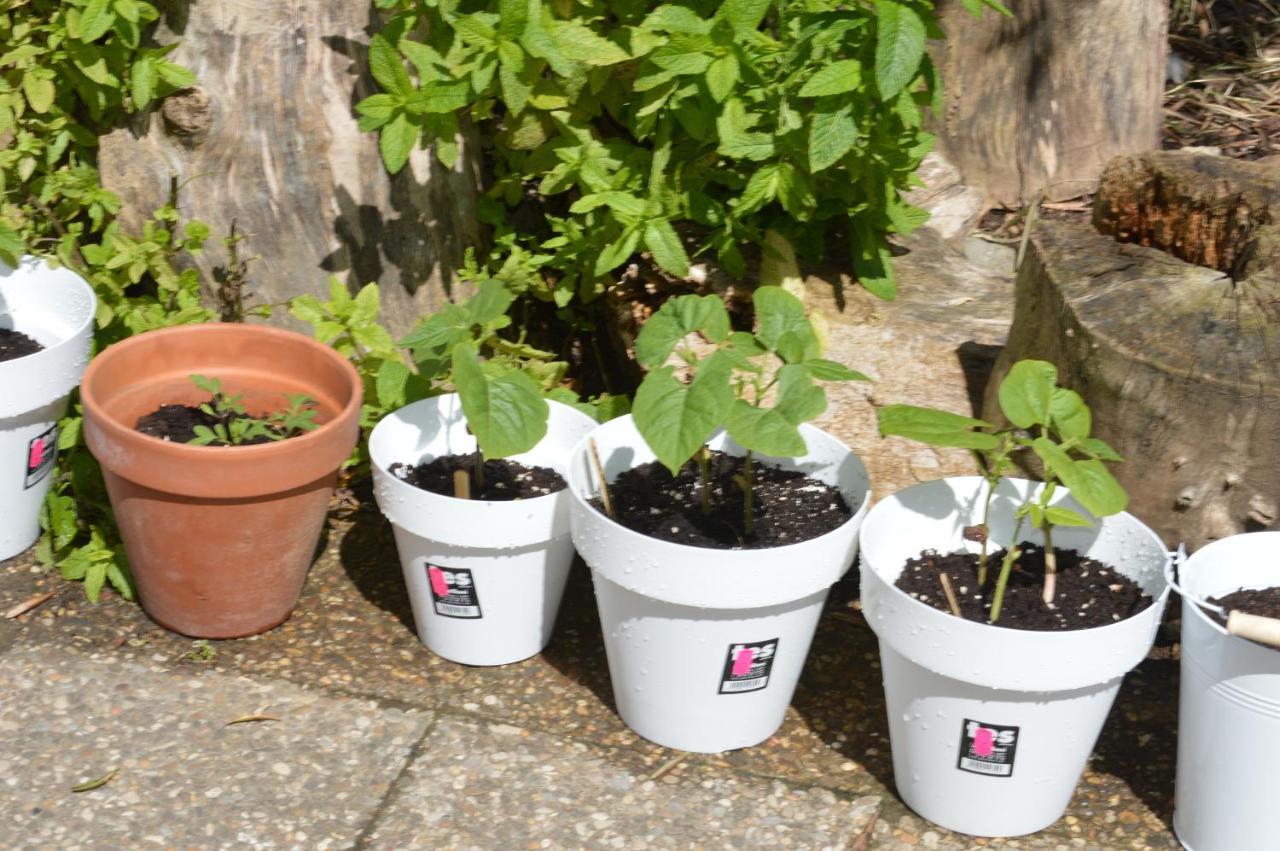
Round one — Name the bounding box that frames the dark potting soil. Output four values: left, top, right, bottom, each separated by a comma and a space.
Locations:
0, 328, 43, 363
591, 450, 853, 549
135, 404, 297, 446
895, 546, 1153, 631
1207, 587, 1280, 636
390, 452, 566, 501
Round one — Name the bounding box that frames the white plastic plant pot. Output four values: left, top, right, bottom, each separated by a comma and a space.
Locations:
0, 258, 96, 562
859, 476, 1170, 838
1172, 532, 1280, 851
370, 394, 597, 666
567, 414, 872, 754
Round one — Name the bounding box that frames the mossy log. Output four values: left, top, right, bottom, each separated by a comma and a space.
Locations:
98, 1, 481, 333
984, 153, 1280, 549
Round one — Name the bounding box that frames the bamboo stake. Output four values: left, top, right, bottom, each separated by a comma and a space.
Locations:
938, 572, 962, 618
452, 469, 471, 500
588, 439, 615, 518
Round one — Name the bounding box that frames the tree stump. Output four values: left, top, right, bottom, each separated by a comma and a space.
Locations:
936, 0, 1167, 205
984, 152, 1280, 549
98, 2, 481, 334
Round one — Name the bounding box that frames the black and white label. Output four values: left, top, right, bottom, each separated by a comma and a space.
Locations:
24, 425, 57, 490
427, 565, 482, 619
718, 639, 779, 694
957, 718, 1019, 777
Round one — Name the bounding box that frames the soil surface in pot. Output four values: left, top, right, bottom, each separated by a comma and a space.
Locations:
592, 450, 852, 549
1207, 588, 1280, 646
135, 404, 307, 446
0, 328, 43, 362
391, 453, 565, 500
895, 545, 1153, 631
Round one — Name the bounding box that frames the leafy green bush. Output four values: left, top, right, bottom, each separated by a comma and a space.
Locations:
361, 0, 1003, 306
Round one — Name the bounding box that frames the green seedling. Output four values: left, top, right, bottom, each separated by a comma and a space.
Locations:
630, 286, 868, 536
187, 375, 319, 446
877, 360, 1127, 621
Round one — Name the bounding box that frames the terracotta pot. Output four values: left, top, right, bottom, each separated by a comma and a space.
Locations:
81, 324, 361, 638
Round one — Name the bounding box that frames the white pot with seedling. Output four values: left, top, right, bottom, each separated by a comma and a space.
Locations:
860, 361, 1171, 837
0, 258, 96, 561
568, 288, 872, 753
371, 281, 597, 666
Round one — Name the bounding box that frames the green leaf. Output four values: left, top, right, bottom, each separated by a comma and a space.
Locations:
851, 225, 896, 300
378, 112, 418, 175
156, 62, 196, 89
594, 227, 641, 276
405, 81, 472, 114
1044, 506, 1093, 527
22, 73, 54, 114
369, 34, 413, 95
499, 0, 531, 40
1048, 387, 1090, 439
452, 343, 549, 459
877, 404, 1000, 450
632, 351, 734, 475
79, 0, 117, 42
874, 1, 927, 99
808, 105, 857, 172
643, 219, 689, 277
551, 21, 629, 66
716, 0, 772, 33
131, 57, 156, 107
998, 360, 1057, 429
716, 99, 775, 161
641, 6, 713, 35
375, 359, 412, 409
753, 286, 817, 363
804, 359, 870, 382
799, 60, 863, 97
85, 560, 107, 604
1079, 437, 1123, 462
466, 278, 516, 325
705, 54, 739, 103
634, 293, 730, 368
649, 36, 715, 75
725, 366, 826, 456
735, 164, 780, 215
0, 220, 25, 267
1032, 437, 1128, 517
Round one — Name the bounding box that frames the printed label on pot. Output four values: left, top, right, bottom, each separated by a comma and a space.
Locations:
718, 639, 778, 694
24, 425, 57, 490
957, 719, 1019, 777
426, 565, 482, 619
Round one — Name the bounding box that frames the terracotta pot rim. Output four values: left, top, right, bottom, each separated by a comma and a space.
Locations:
80, 323, 363, 461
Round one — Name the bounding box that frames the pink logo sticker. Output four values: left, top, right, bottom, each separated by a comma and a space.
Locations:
731, 647, 755, 677
28, 438, 45, 470
427, 566, 449, 597
973, 726, 995, 757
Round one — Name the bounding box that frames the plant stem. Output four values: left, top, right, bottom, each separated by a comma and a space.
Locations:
977, 481, 995, 587
697, 446, 711, 515
473, 451, 486, 493
1042, 523, 1057, 605
987, 515, 1026, 623
742, 451, 755, 537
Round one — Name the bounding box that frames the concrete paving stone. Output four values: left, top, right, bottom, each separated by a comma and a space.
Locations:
362, 715, 880, 850
0, 644, 430, 850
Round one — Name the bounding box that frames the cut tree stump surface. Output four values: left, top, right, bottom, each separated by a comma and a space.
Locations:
987, 152, 1280, 549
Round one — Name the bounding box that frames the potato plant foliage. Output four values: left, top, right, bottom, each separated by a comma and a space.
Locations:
362, 0, 1005, 306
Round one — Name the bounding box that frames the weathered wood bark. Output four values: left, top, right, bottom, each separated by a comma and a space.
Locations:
984, 154, 1280, 549
936, 0, 1167, 206
99, 1, 481, 334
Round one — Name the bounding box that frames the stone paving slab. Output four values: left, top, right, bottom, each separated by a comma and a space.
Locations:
362, 715, 880, 850
0, 644, 431, 850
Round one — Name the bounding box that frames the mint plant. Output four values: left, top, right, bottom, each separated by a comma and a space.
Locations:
359, 0, 1009, 326
631, 286, 867, 535
186, 375, 319, 446
877, 360, 1128, 621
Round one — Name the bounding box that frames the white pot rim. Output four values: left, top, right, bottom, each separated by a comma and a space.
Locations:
567, 414, 872, 609
1176, 531, 1280, 641
860, 475, 1172, 692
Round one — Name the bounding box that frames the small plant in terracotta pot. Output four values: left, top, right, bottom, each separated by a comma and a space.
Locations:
80, 323, 362, 639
